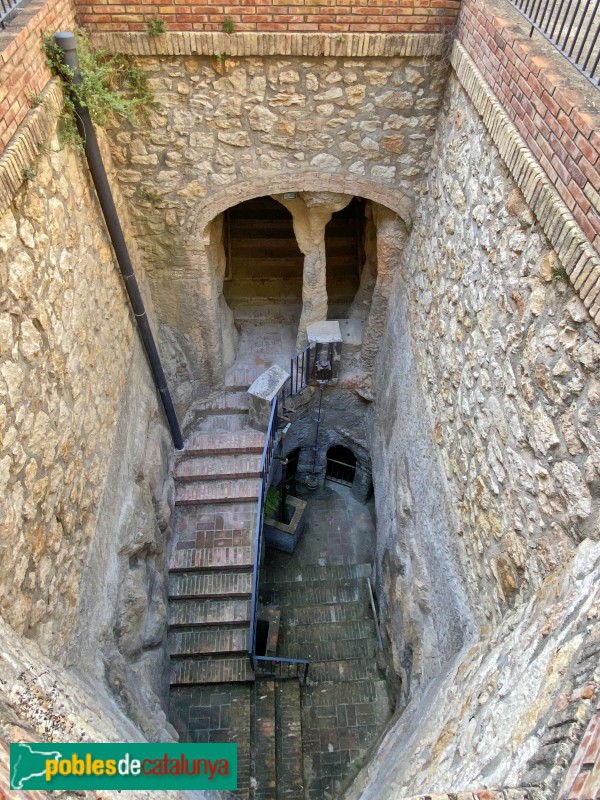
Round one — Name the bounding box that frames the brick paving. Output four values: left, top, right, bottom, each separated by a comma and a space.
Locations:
170, 684, 252, 797
176, 454, 262, 482
251, 681, 277, 800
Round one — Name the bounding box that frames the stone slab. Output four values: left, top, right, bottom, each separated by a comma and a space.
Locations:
307, 320, 343, 345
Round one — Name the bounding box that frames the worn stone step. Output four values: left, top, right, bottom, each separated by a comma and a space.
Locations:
264, 564, 371, 585
196, 391, 250, 415
190, 413, 254, 434
176, 454, 263, 483
170, 543, 254, 573
279, 620, 375, 648
169, 598, 251, 627
251, 681, 277, 800
176, 478, 261, 506
281, 636, 377, 662
168, 570, 253, 599
169, 625, 249, 657
170, 655, 254, 685
184, 431, 265, 457
276, 681, 304, 800
263, 581, 367, 608
306, 658, 379, 683
281, 601, 371, 627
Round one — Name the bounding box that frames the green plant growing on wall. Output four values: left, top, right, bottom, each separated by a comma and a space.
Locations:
222, 16, 236, 34
145, 14, 167, 36
21, 167, 36, 181
42, 30, 155, 149
141, 187, 162, 204
28, 93, 45, 108
552, 263, 569, 283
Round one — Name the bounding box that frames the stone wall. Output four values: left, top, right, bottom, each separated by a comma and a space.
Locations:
0, 105, 175, 736
99, 44, 446, 416
364, 67, 600, 794
344, 539, 600, 799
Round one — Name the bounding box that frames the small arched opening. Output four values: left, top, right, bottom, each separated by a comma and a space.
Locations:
325, 445, 357, 486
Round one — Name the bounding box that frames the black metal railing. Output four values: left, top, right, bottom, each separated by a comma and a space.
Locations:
325, 457, 356, 486
254, 655, 310, 684
508, 0, 600, 84
0, 0, 25, 28
247, 385, 310, 684
289, 341, 338, 397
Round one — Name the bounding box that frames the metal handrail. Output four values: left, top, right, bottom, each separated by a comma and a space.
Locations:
247, 383, 311, 685
507, 0, 600, 84
0, 0, 26, 28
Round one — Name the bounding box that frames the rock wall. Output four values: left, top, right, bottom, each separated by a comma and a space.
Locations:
344, 539, 600, 799
0, 617, 228, 800
0, 123, 175, 735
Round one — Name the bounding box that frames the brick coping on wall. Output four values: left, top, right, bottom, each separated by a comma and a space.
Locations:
88, 30, 447, 59
451, 41, 600, 330
457, 0, 600, 255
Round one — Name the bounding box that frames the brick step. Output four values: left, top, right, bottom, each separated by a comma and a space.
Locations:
176, 478, 261, 506
276, 681, 305, 800
280, 601, 371, 627
263, 582, 367, 608
190, 413, 255, 434
170, 542, 254, 573
168, 570, 253, 599
196, 391, 250, 415
281, 636, 377, 662
170, 655, 255, 685
169, 625, 249, 657
306, 658, 379, 683
279, 620, 375, 648
250, 681, 277, 800
301, 681, 389, 800
176, 454, 263, 483
184, 431, 265, 457
169, 598, 251, 628
264, 564, 371, 585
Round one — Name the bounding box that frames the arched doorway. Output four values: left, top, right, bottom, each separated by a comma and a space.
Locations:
326, 445, 357, 486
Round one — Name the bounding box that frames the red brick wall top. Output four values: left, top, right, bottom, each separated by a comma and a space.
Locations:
0, 0, 75, 155
457, 0, 600, 254
73, 0, 461, 35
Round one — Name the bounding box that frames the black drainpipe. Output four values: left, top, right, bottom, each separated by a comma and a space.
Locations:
54, 31, 184, 451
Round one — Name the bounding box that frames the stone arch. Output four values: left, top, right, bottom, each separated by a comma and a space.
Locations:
190, 172, 414, 245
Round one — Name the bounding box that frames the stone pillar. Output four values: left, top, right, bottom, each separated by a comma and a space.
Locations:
273, 192, 352, 348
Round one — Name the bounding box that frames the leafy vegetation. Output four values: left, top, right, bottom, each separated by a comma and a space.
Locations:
222, 16, 236, 33
42, 31, 155, 148
265, 488, 281, 519
145, 14, 167, 36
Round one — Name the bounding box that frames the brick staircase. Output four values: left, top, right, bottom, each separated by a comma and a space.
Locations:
260, 563, 390, 800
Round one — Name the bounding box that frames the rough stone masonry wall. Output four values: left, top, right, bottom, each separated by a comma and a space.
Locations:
0, 101, 176, 739
370, 70, 600, 704
95, 41, 446, 417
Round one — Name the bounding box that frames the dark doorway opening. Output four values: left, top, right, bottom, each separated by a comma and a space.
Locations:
325, 197, 365, 319
326, 445, 357, 486
223, 196, 303, 320
255, 619, 270, 656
